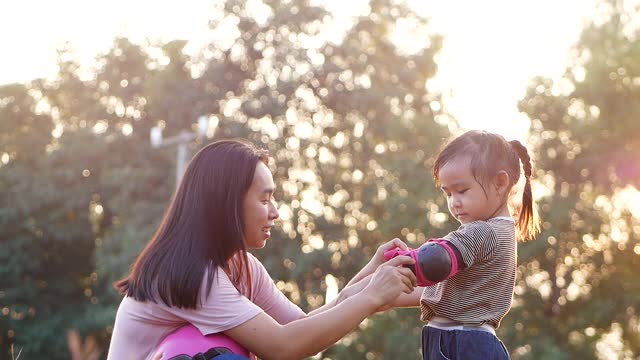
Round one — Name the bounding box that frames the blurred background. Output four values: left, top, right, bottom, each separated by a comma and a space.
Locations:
1, 0, 639, 358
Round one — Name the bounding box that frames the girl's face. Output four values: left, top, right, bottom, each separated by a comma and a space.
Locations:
242, 162, 279, 249
437, 156, 509, 224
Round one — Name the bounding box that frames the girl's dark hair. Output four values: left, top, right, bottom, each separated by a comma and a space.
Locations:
115, 139, 269, 308
432, 130, 540, 241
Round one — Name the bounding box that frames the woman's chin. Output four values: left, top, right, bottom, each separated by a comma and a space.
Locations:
246, 238, 269, 249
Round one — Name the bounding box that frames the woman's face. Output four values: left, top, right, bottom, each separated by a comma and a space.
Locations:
242, 162, 279, 249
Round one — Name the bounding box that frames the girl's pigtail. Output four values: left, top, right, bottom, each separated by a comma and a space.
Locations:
509, 140, 540, 241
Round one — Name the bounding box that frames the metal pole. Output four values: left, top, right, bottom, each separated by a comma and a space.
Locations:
176, 132, 189, 188
150, 120, 210, 190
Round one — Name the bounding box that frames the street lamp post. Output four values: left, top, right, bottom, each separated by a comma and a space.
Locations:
150, 116, 209, 189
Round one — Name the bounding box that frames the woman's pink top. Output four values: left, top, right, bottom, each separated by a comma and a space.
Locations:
107, 253, 305, 360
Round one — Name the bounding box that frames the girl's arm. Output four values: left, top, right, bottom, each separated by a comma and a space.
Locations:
382, 286, 422, 310
225, 256, 416, 360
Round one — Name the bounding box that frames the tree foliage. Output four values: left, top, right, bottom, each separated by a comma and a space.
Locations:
1, 0, 639, 359
505, 1, 640, 358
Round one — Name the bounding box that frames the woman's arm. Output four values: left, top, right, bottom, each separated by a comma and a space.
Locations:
304, 238, 411, 317
338, 275, 422, 312
305, 294, 339, 317
306, 276, 367, 317
307, 238, 411, 317
225, 256, 416, 360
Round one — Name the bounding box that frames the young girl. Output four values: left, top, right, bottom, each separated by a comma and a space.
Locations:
106, 139, 416, 360
349, 130, 540, 359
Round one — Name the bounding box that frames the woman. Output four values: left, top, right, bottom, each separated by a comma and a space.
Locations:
107, 139, 416, 360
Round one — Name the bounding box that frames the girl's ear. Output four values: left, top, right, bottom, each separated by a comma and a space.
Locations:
495, 170, 510, 195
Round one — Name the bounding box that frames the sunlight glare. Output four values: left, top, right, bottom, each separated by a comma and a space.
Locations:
121, 123, 133, 136
324, 274, 339, 303
596, 323, 628, 359
2, 0, 601, 142
414, 0, 597, 141
618, 186, 640, 219
52, 124, 64, 138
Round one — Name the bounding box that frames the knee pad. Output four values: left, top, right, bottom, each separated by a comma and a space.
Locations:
154, 324, 250, 359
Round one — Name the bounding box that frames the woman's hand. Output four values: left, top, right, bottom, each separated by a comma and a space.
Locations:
361, 255, 417, 309
371, 238, 410, 269
347, 238, 410, 287
336, 275, 371, 305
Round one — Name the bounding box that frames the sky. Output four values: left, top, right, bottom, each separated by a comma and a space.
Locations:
1, 0, 598, 142
413, 0, 597, 141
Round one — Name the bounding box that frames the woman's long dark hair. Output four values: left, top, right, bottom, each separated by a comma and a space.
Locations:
433, 130, 540, 241
115, 139, 269, 308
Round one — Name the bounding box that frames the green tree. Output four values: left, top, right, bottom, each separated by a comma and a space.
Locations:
505, 1, 640, 358
2, 0, 637, 358
0, 38, 178, 357
0, 80, 104, 355
74, 0, 449, 357
192, 0, 449, 358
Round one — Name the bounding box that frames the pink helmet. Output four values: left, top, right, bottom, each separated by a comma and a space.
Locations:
154, 324, 250, 359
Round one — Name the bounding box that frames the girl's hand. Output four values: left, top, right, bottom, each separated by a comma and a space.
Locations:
361, 255, 417, 308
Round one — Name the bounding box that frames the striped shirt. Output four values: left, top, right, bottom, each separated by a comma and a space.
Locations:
420, 217, 516, 328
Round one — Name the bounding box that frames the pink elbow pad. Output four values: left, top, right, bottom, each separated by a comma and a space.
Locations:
428, 239, 461, 279
383, 247, 429, 286
384, 239, 462, 286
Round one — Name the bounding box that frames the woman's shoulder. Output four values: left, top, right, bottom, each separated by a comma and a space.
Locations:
246, 251, 259, 263
117, 294, 169, 318
246, 252, 274, 284
246, 252, 269, 272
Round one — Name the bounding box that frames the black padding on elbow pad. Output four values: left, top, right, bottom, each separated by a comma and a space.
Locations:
417, 243, 452, 283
